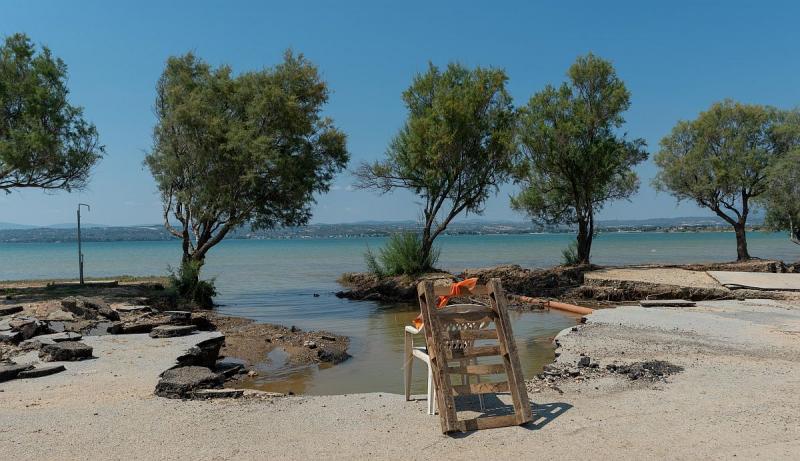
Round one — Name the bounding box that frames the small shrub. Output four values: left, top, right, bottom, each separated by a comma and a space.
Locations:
561, 241, 580, 266
364, 232, 440, 277
168, 260, 217, 309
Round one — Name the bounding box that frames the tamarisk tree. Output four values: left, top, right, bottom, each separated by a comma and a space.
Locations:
655, 101, 800, 260
146, 51, 348, 272
513, 54, 647, 265
355, 62, 517, 267
1, 33, 102, 194
762, 150, 800, 246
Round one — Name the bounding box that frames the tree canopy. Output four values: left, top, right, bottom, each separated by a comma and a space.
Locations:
654, 100, 800, 260
762, 149, 800, 245
0, 33, 103, 194
354, 62, 517, 266
146, 51, 348, 266
512, 53, 647, 265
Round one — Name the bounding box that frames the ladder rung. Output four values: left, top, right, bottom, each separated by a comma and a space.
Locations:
457, 414, 519, 431
446, 329, 497, 340
447, 363, 506, 376
447, 345, 502, 360
437, 312, 494, 323
451, 381, 509, 395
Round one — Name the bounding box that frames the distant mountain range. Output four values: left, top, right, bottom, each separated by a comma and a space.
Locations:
0, 216, 768, 244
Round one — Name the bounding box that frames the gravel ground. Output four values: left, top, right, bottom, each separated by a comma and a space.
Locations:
2, 299, 799, 460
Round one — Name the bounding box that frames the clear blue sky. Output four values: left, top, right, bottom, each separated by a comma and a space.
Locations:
2, 0, 798, 226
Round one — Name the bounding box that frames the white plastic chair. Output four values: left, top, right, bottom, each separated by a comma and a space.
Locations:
404, 306, 487, 415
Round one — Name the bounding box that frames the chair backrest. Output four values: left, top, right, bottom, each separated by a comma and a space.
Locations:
417, 278, 533, 433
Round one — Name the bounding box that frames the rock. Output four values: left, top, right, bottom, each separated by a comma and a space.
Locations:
39, 341, 93, 362
46, 310, 76, 321
61, 297, 120, 321
215, 362, 244, 378
0, 319, 11, 331
164, 311, 192, 324
19, 337, 55, 350
578, 356, 591, 368
191, 388, 244, 399
303, 340, 317, 349
316, 347, 351, 364
320, 334, 336, 342
0, 305, 23, 316
154, 366, 224, 399
107, 318, 170, 334
9, 317, 47, 340
247, 370, 258, 377
84, 298, 120, 321
16, 364, 66, 379
290, 325, 298, 333
149, 325, 196, 338
115, 305, 149, 313
61, 297, 97, 320
19, 332, 82, 350
175, 333, 224, 368
190, 314, 216, 331
0, 362, 33, 382
0, 330, 21, 344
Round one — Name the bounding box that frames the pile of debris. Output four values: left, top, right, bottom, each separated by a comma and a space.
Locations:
527, 354, 684, 394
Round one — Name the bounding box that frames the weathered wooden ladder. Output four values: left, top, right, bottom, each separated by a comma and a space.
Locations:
417, 278, 533, 433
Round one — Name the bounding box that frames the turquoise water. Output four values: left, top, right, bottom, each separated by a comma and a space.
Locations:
2, 232, 798, 394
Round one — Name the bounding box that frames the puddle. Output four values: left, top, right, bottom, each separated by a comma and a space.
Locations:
232, 307, 580, 396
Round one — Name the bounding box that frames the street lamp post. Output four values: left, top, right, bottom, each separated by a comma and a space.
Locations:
77, 203, 90, 284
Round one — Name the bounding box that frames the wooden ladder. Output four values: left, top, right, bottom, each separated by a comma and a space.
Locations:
417, 278, 533, 433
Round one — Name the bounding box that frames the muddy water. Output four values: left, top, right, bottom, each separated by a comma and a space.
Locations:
236, 304, 580, 396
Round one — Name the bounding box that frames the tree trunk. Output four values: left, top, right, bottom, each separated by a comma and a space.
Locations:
576, 218, 592, 265
420, 231, 433, 270
734, 224, 750, 261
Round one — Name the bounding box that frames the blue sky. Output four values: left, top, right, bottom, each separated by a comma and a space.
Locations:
2, 0, 798, 226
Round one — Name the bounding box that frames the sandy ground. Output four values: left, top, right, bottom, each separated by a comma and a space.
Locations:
584, 267, 723, 288
2, 299, 800, 460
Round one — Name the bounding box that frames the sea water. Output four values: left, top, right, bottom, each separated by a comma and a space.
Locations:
1, 232, 797, 394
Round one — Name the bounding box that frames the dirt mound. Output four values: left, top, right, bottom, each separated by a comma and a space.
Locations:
681, 259, 788, 273
335, 272, 455, 302
607, 360, 684, 381
459, 264, 596, 298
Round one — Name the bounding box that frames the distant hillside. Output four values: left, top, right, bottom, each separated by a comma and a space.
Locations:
0, 216, 770, 244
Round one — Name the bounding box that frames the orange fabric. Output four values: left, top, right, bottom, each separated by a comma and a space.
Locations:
412, 278, 479, 329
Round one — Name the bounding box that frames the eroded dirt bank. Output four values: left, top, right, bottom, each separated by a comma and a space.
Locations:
337, 259, 800, 306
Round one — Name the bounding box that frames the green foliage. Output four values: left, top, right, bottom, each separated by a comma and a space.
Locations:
761, 150, 800, 245
561, 241, 580, 266
0, 33, 103, 193
654, 100, 800, 259
145, 50, 348, 266
168, 260, 217, 309
364, 232, 440, 277
513, 54, 647, 264
355, 62, 517, 263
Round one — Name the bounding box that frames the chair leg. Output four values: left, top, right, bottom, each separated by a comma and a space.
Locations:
404, 333, 412, 401
427, 363, 435, 415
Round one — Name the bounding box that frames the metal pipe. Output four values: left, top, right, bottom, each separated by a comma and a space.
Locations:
77, 203, 90, 284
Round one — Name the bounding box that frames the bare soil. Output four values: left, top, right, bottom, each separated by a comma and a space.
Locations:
203, 313, 350, 369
